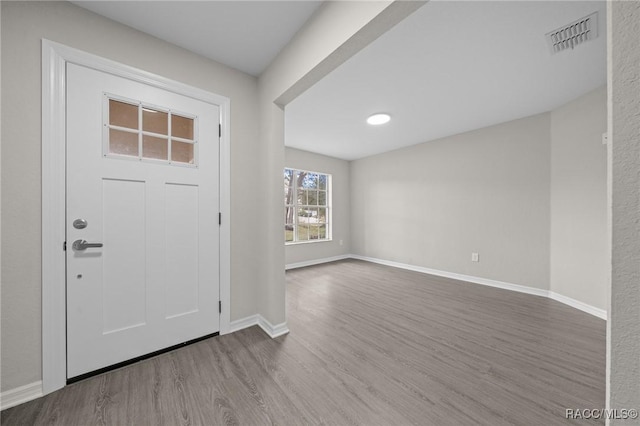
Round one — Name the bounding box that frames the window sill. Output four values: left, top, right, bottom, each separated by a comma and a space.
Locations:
285, 238, 333, 246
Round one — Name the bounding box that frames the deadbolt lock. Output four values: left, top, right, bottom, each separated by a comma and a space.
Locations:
73, 219, 88, 229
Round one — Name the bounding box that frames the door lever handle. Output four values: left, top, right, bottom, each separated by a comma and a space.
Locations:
72, 239, 103, 251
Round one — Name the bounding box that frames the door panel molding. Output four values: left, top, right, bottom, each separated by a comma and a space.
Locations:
41, 39, 231, 395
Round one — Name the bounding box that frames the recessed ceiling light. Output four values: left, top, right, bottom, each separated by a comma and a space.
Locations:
367, 113, 391, 125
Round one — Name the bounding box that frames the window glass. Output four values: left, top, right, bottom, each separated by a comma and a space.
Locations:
172, 114, 194, 139
172, 141, 195, 164
109, 100, 138, 129
142, 135, 168, 160
142, 108, 168, 135
109, 129, 138, 156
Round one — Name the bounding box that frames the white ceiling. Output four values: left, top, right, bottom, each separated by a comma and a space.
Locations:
285, 1, 607, 161
72, 1, 322, 76
73, 1, 606, 161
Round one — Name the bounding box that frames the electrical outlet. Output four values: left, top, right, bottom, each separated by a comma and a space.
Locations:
339, 239, 344, 246
471, 252, 479, 262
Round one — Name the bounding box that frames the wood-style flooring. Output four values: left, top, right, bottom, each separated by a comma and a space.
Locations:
1, 259, 606, 425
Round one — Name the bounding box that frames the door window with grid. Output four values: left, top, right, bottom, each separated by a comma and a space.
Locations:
284, 168, 331, 243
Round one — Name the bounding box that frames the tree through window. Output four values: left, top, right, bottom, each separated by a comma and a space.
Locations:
284, 168, 331, 243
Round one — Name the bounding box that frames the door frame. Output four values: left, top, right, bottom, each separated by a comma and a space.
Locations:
41, 39, 231, 395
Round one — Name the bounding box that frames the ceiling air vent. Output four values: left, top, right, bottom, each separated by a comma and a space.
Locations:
546, 12, 598, 54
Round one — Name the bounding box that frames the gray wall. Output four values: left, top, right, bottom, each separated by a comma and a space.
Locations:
550, 86, 607, 310
285, 147, 350, 265
350, 90, 609, 302
1, 1, 260, 392
351, 113, 552, 290
608, 1, 640, 419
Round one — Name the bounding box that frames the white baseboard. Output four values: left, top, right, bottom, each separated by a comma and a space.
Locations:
548, 291, 607, 320
226, 314, 260, 334
285, 254, 351, 270
257, 316, 290, 338
350, 254, 549, 297
227, 314, 290, 338
1, 381, 43, 411
349, 254, 606, 319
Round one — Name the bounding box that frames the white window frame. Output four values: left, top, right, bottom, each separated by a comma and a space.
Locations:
284, 168, 332, 245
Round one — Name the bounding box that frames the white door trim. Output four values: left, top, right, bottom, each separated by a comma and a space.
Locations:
41, 39, 231, 395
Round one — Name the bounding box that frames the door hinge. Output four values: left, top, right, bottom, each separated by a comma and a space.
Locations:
219, 124, 221, 138
63, 241, 67, 251
219, 300, 222, 313
219, 212, 222, 225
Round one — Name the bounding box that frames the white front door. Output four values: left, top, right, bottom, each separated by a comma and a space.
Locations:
66, 63, 220, 379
